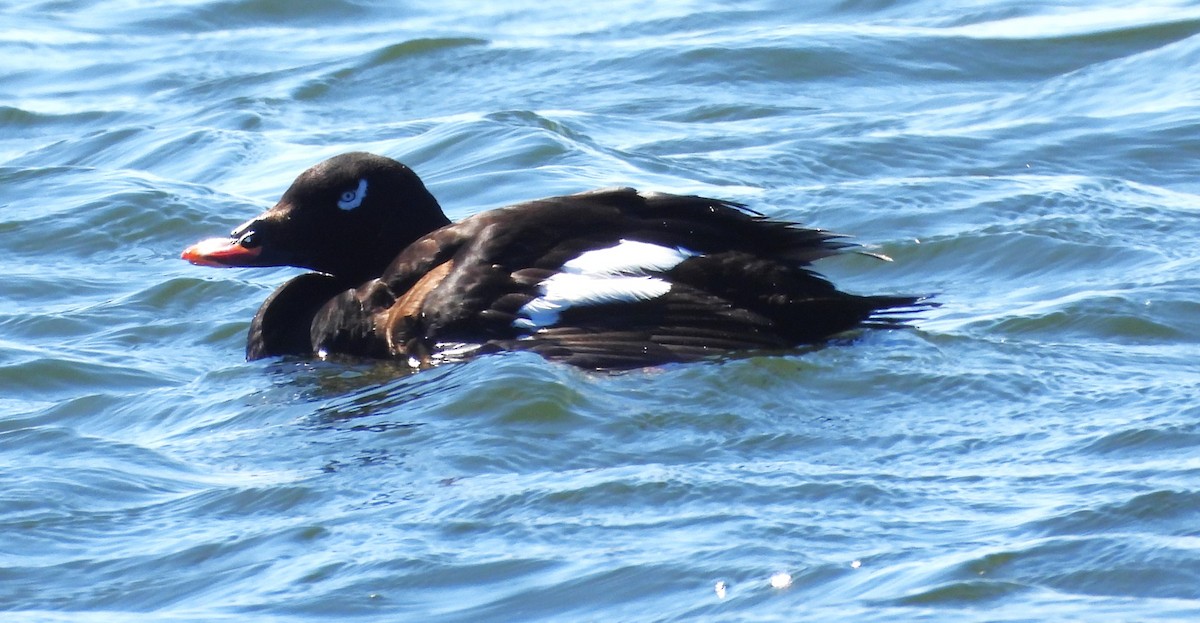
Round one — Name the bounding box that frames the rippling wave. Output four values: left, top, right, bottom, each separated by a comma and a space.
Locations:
2, 1, 1199, 621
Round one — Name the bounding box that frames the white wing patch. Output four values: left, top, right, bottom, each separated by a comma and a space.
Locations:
337, 178, 368, 211
513, 239, 699, 330
514, 273, 672, 330
562, 239, 697, 275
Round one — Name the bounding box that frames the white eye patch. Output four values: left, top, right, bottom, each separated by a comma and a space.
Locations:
337, 178, 368, 211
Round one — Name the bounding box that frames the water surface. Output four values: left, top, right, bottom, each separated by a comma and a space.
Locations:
2, 1, 1199, 621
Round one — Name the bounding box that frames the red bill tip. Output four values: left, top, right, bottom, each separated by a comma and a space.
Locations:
181, 237, 262, 267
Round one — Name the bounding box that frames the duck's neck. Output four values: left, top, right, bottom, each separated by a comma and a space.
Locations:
340, 199, 453, 285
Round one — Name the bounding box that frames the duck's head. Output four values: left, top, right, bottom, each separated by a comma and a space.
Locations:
182, 152, 450, 282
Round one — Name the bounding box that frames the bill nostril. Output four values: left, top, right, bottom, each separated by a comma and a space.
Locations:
238, 231, 261, 248
229, 215, 261, 241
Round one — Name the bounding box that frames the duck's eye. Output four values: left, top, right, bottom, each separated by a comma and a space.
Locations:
337, 178, 369, 211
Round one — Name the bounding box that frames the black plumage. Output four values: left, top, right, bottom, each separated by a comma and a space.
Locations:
183, 152, 930, 369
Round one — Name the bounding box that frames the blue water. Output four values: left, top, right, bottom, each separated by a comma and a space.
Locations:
3, 2, 1200, 621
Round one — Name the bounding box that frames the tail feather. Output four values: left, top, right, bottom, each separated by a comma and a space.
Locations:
859, 295, 939, 329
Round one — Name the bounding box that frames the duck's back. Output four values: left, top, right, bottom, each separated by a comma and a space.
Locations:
305, 188, 923, 369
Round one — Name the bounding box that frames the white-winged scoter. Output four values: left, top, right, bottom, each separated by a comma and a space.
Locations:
182, 152, 930, 369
